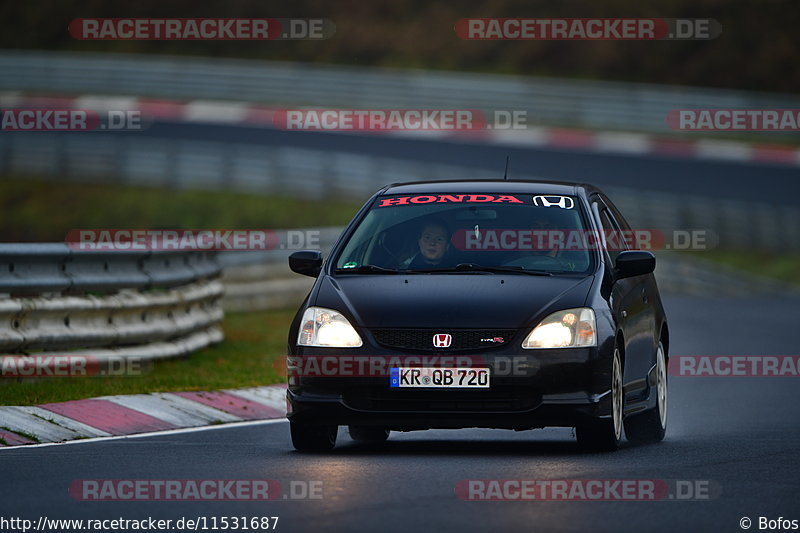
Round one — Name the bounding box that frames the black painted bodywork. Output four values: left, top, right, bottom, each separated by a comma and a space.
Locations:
286, 180, 668, 431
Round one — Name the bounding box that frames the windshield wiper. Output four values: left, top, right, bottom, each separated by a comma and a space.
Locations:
411, 263, 553, 276
335, 264, 400, 274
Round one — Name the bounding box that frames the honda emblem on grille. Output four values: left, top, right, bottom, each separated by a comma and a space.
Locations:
433, 333, 452, 348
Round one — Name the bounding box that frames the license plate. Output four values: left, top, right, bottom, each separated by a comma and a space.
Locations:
390, 367, 490, 388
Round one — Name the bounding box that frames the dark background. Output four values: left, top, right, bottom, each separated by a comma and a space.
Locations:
2, 0, 798, 91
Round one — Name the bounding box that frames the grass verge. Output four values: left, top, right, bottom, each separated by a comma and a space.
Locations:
692, 250, 800, 286
0, 177, 360, 241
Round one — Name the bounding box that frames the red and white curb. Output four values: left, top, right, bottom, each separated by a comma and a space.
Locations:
0, 384, 287, 447
2, 92, 799, 167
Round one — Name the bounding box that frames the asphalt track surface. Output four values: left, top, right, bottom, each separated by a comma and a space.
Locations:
2, 293, 799, 533
124, 122, 800, 206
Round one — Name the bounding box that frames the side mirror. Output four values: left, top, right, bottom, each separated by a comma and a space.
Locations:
289, 250, 323, 278
614, 250, 655, 279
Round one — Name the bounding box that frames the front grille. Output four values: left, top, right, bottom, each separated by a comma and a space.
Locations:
370, 329, 517, 352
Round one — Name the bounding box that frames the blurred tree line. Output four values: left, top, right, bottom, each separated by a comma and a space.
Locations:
1, 0, 797, 92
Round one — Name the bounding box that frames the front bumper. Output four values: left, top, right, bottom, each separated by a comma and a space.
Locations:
286, 347, 615, 431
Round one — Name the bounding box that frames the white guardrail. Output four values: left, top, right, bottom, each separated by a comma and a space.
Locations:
0, 246, 223, 360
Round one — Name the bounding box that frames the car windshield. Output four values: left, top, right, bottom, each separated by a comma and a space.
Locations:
334, 193, 595, 275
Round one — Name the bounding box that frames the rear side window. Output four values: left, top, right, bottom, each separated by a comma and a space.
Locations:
593, 201, 626, 264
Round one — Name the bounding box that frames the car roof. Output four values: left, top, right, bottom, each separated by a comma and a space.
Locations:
381, 179, 595, 196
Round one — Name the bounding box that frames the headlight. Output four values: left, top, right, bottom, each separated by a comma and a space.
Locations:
522, 308, 596, 349
297, 307, 363, 348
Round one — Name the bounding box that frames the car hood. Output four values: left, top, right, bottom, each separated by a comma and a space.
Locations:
313, 274, 594, 329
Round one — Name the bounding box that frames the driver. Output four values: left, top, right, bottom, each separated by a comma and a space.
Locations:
404, 221, 451, 269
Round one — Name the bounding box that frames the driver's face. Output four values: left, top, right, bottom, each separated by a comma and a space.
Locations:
418, 225, 448, 263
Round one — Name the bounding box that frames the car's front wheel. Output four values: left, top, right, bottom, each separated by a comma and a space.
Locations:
290, 421, 337, 452
577, 346, 623, 452
624, 341, 667, 444
348, 426, 390, 443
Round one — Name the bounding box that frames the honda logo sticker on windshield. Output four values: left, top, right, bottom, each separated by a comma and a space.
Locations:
532, 195, 575, 209
433, 333, 453, 348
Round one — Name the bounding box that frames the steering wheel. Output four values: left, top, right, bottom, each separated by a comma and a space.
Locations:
375, 232, 405, 268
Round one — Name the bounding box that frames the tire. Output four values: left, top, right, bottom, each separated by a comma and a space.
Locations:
624, 341, 668, 444
577, 346, 624, 452
348, 426, 390, 443
290, 421, 337, 452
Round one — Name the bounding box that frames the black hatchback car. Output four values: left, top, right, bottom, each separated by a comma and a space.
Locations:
286, 180, 668, 452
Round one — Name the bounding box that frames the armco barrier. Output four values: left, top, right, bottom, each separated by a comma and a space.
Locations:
2, 50, 799, 134
0, 246, 223, 360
